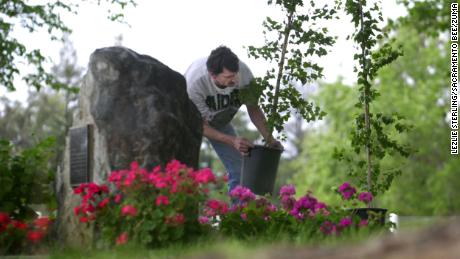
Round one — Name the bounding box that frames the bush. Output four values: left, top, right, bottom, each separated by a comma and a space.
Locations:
74, 160, 222, 248
0, 138, 55, 221
0, 212, 53, 255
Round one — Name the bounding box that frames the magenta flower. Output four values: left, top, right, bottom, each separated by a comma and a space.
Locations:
314, 202, 327, 210
198, 216, 209, 224
116, 232, 128, 245
338, 182, 356, 200
358, 192, 373, 204
289, 193, 319, 220
155, 195, 170, 206
207, 199, 221, 210
339, 217, 352, 228
359, 219, 368, 227
230, 186, 256, 202
121, 205, 137, 217
98, 198, 110, 209
194, 168, 216, 184
320, 220, 337, 235
338, 182, 352, 192
114, 194, 122, 203
279, 184, 296, 197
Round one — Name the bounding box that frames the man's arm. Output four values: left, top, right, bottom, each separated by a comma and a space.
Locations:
246, 104, 284, 149
203, 120, 254, 155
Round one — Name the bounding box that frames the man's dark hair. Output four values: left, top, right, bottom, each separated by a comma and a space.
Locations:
206, 46, 239, 75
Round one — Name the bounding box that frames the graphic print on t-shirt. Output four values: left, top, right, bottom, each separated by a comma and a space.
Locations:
205, 89, 241, 111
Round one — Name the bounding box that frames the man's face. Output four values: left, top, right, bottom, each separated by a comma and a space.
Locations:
210, 68, 239, 89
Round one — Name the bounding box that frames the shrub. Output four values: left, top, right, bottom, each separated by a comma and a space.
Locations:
74, 160, 222, 248
0, 211, 53, 255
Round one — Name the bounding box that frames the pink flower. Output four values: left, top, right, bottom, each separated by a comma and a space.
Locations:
130, 161, 139, 171
165, 160, 186, 174
175, 213, 185, 224
241, 213, 247, 221
87, 183, 100, 195
27, 230, 45, 243
359, 219, 368, 227
121, 205, 137, 217
124, 171, 136, 187
194, 168, 216, 184
198, 216, 209, 224
280, 184, 296, 197
358, 192, 373, 204
315, 202, 327, 210
320, 221, 337, 235
281, 196, 296, 211
230, 186, 256, 202
156, 195, 170, 206
155, 179, 168, 189
11, 220, 27, 230
83, 203, 95, 213
99, 185, 109, 193
290, 193, 319, 220
108, 171, 122, 183
205, 199, 229, 215
73, 185, 84, 194
338, 182, 356, 200
206, 199, 221, 210
116, 232, 128, 245
98, 198, 110, 209
114, 194, 122, 203
74, 206, 80, 216
338, 182, 352, 192
339, 217, 352, 228
79, 216, 89, 223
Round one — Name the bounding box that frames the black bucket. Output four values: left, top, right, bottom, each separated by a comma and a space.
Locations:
240, 145, 282, 195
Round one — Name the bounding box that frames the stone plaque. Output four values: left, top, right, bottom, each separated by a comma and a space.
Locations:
70, 125, 92, 187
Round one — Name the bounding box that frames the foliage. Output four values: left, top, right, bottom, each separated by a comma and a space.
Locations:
0, 36, 82, 172
0, 91, 70, 171
241, 0, 337, 139
292, 0, 458, 215
375, 0, 456, 215
338, 0, 410, 198
0, 212, 53, 255
395, 0, 454, 38
0, 138, 55, 220
0, 0, 135, 93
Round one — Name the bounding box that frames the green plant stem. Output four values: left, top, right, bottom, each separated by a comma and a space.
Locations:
358, 1, 373, 205
271, 10, 294, 136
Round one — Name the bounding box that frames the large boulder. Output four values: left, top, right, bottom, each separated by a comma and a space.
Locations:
56, 47, 202, 246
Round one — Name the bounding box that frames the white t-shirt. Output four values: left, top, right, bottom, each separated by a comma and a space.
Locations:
184, 57, 254, 128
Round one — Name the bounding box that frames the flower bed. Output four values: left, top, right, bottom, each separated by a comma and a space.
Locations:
73, 160, 385, 248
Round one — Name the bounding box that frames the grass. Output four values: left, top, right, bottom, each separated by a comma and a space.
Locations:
14, 216, 443, 258
47, 227, 392, 259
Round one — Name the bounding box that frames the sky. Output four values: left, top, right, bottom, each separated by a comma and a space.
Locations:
1, 0, 407, 104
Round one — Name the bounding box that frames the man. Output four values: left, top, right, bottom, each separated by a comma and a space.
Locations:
185, 45, 283, 192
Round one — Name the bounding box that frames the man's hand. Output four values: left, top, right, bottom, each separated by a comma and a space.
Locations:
232, 136, 254, 155
266, 137, 284, 151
